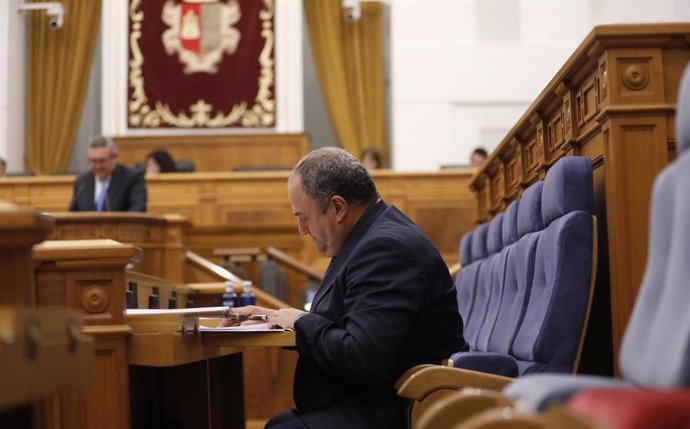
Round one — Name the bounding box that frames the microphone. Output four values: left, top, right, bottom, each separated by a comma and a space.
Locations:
69, 180, 87, 211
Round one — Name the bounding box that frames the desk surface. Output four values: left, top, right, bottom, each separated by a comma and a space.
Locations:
126, 311, 296, 366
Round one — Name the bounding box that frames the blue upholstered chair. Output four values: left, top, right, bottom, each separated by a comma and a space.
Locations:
405, 64, 690, 429
449, 199, 523, 376
475, 200, 520, 353
397, 158, 596, 429
468, 212, 507, 351
456, 231, 478, 332
447, 157, 594, 378
510, 156, 594, 375
500, 64, 690, 412
461, 221, 497, 349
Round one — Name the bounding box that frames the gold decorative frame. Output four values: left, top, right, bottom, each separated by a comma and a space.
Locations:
128, 0, 275, 128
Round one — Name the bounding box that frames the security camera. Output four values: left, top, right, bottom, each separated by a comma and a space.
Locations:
17, 2, 65, 30
47, 3, 64, 29
342, 0, 361, 22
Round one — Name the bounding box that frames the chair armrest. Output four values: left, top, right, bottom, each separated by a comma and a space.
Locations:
394, 364, 438, 389
450, 352, 519, 378
415, 388, 513, 429
396, 366, 512, 401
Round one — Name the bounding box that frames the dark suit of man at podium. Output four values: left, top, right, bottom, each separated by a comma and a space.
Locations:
68, 136, 147, 212
225, 147, 467, 429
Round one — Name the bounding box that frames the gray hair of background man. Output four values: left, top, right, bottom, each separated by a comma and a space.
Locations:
0, 157, 6, 169
291, 147, 379, 212
88, 136, 118, 155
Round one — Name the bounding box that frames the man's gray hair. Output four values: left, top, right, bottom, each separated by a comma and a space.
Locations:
89, 136, 118, 156
291, 147, 379, 211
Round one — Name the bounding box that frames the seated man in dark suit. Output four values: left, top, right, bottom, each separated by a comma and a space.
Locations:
224, 147, 467, 429
69, 136, 147, 212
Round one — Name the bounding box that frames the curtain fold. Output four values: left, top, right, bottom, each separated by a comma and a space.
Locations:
304, 0, 387, 165
26, 0, 101, 174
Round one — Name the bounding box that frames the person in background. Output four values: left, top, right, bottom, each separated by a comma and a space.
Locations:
470, 147, 488, 168
222, 147, 466, 429
145, 149, 177, 175
69, 136, 147, 212
359, 146, 382, 170
0, 157, 6, 177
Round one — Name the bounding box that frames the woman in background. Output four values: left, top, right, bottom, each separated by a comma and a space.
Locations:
145, 149, 176, 175
359, 147, 382, 170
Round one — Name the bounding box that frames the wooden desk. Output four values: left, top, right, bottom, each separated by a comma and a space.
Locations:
469, 23, 690, 372
47, 212, 190, 282
32, 239, 297, 429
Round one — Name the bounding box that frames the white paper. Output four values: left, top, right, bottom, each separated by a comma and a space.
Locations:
126, 307, 228, 316
199, 323, 288, 332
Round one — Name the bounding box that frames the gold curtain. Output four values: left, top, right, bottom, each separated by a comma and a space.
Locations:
26, 0, 101, 174
304, 0, 387, 165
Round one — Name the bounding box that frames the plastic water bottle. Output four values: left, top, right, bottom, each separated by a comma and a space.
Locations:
222, 280, 238, 308
240, 280, 256, 306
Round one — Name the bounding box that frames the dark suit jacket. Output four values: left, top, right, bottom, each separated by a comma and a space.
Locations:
293, 200, 467, 429
68, 164, 147, 212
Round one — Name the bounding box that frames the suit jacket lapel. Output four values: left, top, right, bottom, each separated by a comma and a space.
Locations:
310, 200, 388, 313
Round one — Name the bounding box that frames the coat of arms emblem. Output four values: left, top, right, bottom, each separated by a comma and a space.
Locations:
161, 0, 241, 74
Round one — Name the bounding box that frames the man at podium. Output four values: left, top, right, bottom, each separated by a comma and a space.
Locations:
226, 147, 467, 429
68, 136, 147, 212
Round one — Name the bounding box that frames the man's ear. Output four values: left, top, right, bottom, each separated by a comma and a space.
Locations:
331, 195, 348, 222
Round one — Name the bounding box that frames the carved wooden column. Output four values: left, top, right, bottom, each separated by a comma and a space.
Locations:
597, 46, 673, 360
33, 240, 142, 429
0, 202, 54, 306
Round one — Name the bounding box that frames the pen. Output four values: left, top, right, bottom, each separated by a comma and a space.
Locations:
222, 309, 268, 321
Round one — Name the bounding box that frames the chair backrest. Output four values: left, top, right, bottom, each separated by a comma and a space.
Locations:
457, 222, 489, 339
487, 183, 543, 355
465, 215, 505, 350
618, 64, 690, 387
475, 202, 520, 352
456, 231, 476, 326
511, 156, 594, 374
175, 160, 195, 172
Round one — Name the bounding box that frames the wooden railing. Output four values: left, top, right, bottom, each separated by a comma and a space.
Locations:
267, 246, 324, 282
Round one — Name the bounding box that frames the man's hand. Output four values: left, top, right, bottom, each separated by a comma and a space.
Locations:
267, 308, 308, 330
217, 305, 277, 327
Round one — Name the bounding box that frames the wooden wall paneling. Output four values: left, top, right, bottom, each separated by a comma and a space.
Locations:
487, 162, 503, 215
520, 133, 540, 186
1, 170, 477, 282
600, 113, 670, 359
114, 133, 309, 173
607, 48, 665, 105
474, 176, 489, 223
502, 140, 521, 202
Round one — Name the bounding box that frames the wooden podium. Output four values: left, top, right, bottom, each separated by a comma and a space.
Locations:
32, 239, 294, 429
